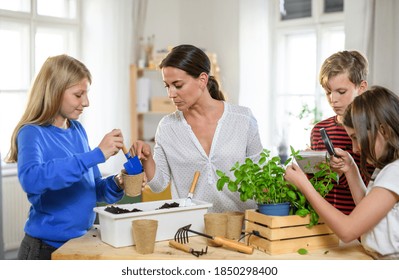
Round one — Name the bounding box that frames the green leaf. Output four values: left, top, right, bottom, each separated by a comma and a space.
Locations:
299, 193, 306, 205
295, 209, 309, 217
297, 248, 308, 255
240, 192, 248, 202
287, 190, 297, 200
245, 158, 253, 165
216, 177, 228, 191
234, 169, 243, 180
284, 157, 292, 166
227, 181, 238, 192
310, 210, 319, 225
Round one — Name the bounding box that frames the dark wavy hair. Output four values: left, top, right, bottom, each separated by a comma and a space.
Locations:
343, 86, 399, 177
159, 44, 225, 101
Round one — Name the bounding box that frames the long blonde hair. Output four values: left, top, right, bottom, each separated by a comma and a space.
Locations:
6, 54, 91, 163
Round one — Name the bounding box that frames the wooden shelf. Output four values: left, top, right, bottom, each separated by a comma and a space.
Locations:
137, 111, 168, 141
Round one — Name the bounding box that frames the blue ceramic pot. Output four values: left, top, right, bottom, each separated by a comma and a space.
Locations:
257, 202, 291, 216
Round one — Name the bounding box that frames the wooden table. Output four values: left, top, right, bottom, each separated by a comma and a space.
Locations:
52, 226, 372, 260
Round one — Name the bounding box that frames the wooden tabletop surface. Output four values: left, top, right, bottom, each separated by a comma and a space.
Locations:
51, 226, 372, 260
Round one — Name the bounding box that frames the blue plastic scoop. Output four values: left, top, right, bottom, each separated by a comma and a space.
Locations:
122, 145, 143, 175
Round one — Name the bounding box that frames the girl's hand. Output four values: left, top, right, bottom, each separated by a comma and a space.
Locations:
284, 163, 311, 192
114, 172, 124, 190
98, 129, 124, 160
329, 148, 355, 174
132, 140, 152, 160
114, 169, 147, 190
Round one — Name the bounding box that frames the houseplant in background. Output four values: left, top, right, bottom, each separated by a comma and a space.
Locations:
216, 148, 338, 227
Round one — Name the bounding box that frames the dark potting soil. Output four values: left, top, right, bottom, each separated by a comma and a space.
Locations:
104, 202, 180, 214
104, 205, 143, 214
156, 202, 180, 210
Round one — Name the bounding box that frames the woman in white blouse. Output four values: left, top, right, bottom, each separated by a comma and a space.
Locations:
133, 44, 263, 213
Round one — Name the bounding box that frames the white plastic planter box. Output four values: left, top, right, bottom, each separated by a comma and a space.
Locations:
94, 199, 212, 248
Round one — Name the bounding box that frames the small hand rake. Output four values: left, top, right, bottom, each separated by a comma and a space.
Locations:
175, 224, 254, 255
168, 240, 208, 257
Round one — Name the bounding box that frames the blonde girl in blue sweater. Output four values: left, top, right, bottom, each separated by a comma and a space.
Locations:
7, 55, 124, 259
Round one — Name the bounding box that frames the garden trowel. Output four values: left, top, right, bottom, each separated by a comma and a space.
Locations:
122, 144, 143, 175
181, 171, 200, 207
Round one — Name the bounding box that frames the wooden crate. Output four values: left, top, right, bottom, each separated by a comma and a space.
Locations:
245, 209, 339, 255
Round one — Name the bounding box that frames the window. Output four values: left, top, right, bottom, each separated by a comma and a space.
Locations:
0, 0, 80, 170
271, 0, 344, 152
280, 0, 343, 20
323, 0, 344, 13
280, 0, 312, 20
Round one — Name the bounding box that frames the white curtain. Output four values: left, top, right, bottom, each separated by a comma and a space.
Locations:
81, 0, 133, 175
239, 0, 273, 149
131, 0, 148, 64
345, 0, 399, 93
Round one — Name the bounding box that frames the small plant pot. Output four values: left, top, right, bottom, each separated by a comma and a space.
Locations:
257, 202, 291, 216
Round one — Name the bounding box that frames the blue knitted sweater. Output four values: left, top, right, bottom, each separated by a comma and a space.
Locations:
17, 120, 123, 248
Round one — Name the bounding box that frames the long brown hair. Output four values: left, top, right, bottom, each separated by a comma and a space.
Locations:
343, 86, 399, 176
6, 54, 91, 163
159, 44, 225, 101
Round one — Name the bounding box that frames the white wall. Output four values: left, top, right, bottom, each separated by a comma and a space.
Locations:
345, 0, 399, 93
144, 0, 240, 104
144, 0, 180, 52
179, 0, 240, 104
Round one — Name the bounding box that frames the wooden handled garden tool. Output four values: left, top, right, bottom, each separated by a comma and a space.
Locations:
182, 171, 200, 207
168, 240, 208, 257
122, 144, 143, 175
175, 224, 254, 255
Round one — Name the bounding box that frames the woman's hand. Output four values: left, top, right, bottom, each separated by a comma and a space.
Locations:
98, 129, 124, 160
131, 140, 156, 181
284, 163, 311, 192
132, 140, 152, 160
329, 148, 354, 174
